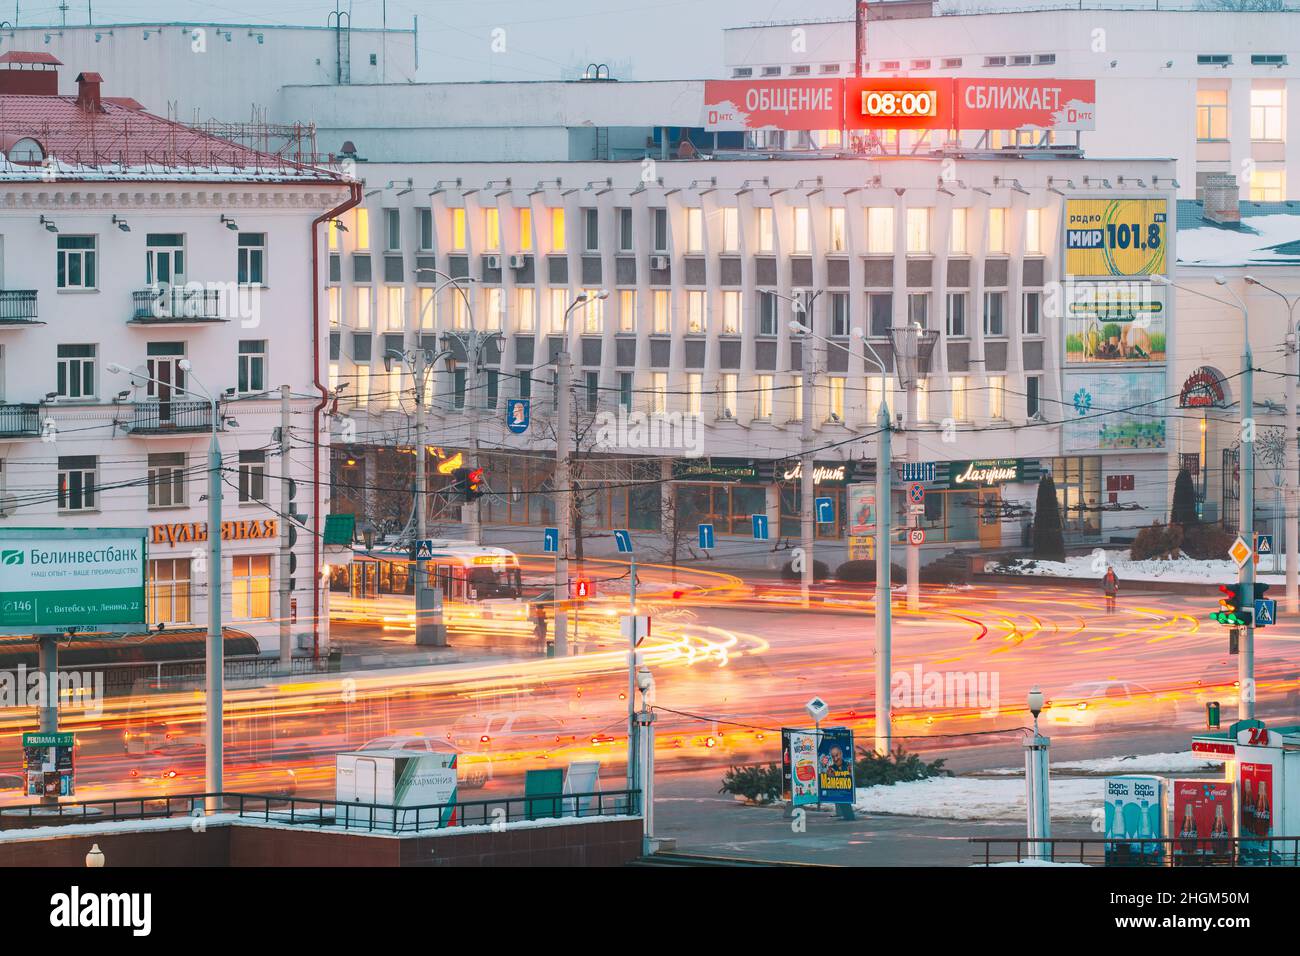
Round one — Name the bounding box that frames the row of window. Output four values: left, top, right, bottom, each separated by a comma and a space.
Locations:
14, 340, 268, 402
1196, 87, 1286, 144
49, 232, 267, 291
53, 452, 268, 513
148, 555, 272, 625
733, 52, 1288, 79
327, 286, 1042, 339
353, 204, 1043, 258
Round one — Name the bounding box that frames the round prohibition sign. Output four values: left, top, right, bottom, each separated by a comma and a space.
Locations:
907, 483, 926, 505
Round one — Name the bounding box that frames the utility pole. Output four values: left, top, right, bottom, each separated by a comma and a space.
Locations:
554, 346, 572, 657
205, 393, 223, 808
799, 304, 815, 604
891, 323, 936, 612
1240, 317, 1256, 720
278, 384, 292, 671
411, 346, 446, 647
875, 399, 892, 756
466, 329, 483, 545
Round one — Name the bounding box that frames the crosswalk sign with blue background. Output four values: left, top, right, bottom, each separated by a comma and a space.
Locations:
1256, 534, 1274, 556
751, 514, 769, 540
613, 529, 633, 553
1256, 598, 1277, 626
543, 528, 559, 553
814, 496, 834, 524
698, 523, 715, 550
415, 539, 434, 559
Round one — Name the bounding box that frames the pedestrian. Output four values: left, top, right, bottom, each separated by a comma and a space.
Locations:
1102, 565, 1120, 614
531, 602, 548, 654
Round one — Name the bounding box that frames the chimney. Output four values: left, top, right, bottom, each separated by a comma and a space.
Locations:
75, 71, 104, 113
0, 51, 61, 95
1203, 173, 1241, 225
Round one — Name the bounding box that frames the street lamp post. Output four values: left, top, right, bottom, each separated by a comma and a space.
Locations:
553, 289, 609, 656
1244, 276, 1300, 612
788, 320, 894, 756
889, 322, 938, 612
108, 360, 225, 808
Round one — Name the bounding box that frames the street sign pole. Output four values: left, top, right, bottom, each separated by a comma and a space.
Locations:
875, 400, 893, 757
38, 634, 57, 805
1241, 333, 1256, 720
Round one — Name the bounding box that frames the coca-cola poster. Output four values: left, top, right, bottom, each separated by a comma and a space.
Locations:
1171, 779, 1232, 864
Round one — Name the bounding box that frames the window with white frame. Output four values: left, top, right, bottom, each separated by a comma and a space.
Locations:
651, 372, 668, 414
57, 455, 96, 512
1250, 168, 1286, 201
984, 291, 1006, 336
1026, 375, 1041, 418
685, 208, 704, 253
756, 375, 773, 419
722, 290, 741, 335
950, 208, 969, 255
721, 207, 739, 252
1024, 208, 1043, 255
618, 208, 633, 252
830, 292, 849, 337
652, 290, 670, 333
950, 376, 967, 421
549, 288, 569, 334
1022, 292, 1041, 336
915, 379, 929, 422
988, 375, 1006, 419
619, 372, 633, 411
451, 208, 467, 250
515, 287, 535, 332
906, 208, 930, 253
720, 373, 738, 418
356, 287, 372, 330
385, 286, 406, 331
56, 344, 96, 399
1251, 87, 1285, 142
238, 450, 266, 502
584, 208, 599, 252
484, 207, 501, 252
384, 209, 400, 252
946, 292, 967, 337
618, 290, 636, 332
908, 292, 929, 329
56, 235, 97, 289
758, 291, 778, 336
237, 232, 267, 286
231, 554, 272, 620
1197, 89, 1228, 142
828, 377, 845, 421
757, 208, 774, 253
867, 207, 894, 254
147, 452, 187, 507
652, 208, 668, 252
148, 557, 191, 625
868, 292, 893, 338
237, 340, 266, 395
686, 373, 702, 415
792, 207, 811, 254
418, 208, 433, 250
581, 288, 604, 333
829, 207, 847, 252
687, 290, 706, 333
987, 208, 1007, 253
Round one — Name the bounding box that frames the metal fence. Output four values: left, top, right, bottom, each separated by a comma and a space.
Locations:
132, 287, 226, 322
124, 400, 213, 433
971, 836, 1300, 867
0, 789, 640, 834
0, 289, 38, 322
0, 403, 39, 437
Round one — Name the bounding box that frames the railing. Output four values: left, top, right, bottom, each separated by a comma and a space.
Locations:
122, 399, 213, 433
971, 836, 1300, 867
0, 403, 39, 437
0, 789, 641, 834
132, 286, 227, 322
0, 289, 38, 323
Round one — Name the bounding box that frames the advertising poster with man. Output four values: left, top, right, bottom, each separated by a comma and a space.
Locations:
817, 728, 855, 804
1171, 779, 1231, 864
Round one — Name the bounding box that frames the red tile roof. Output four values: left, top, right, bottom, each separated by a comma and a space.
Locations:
0, 51, 62, 66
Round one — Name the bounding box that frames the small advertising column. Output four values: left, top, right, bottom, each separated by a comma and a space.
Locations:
22, 732, 75, 799
1232, 724, 1298, 864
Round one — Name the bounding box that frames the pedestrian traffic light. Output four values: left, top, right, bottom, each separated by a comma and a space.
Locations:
574, 578, 594, 599
1211, 583, 1252, 626
1254, 582, 1271, 603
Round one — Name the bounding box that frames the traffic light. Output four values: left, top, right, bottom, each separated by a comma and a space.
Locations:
1211, 583, 1252, 627
451, 466, 485, 501
574, 578, 594, 599
1254, 582, 1271, 603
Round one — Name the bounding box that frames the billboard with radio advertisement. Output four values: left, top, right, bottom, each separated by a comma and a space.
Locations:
0, 528, 147, 629
703, 79, 843, 131
843, 77, 954, 130
953, 78, 1096, 131
1064, 282, 1167, 365
1065, 198, 1168, 277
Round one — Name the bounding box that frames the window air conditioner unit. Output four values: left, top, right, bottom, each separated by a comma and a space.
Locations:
485, 254, 501, 270
650, 255, 669, 270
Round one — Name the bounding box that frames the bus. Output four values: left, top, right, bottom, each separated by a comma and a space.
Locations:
329, 540, 530, 626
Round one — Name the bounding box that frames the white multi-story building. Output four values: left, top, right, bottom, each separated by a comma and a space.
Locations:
0, 55, 351, 652
724, 2, 1300, 201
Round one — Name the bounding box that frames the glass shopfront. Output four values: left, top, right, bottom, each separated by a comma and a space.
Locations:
1045, 455, 1103, 537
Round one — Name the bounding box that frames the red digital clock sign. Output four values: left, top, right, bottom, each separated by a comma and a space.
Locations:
843, 78, 954, 131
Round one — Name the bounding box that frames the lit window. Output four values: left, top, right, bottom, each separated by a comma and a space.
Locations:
356, 287, 372, 329
791, 374, 802, 421
386, 286, 405, 331
451, 208, 467, 250
355, 207, 370, 249
687, 290, 706, 333
950, 208, 968, 254
516, 288, 535, 332
686, 373, 702, 415
828, 377, 845, 421
950, 377, 967, 422
988, 375, 1005, 419
720, 373, 738, 418
551, 208, 566, 251
582, 289, 604, 333
651, 372, 668, 414
353, 366, 370, 406
756, 375, 774, 419
686, 208, 704, 253
829, 208, 847, 252
906, 208, 929, 254
793, 207, 811, 254
653, 290, 670, 334
987, 208, 1007, 253
519, 208, 533, 251
722, 290, 741, 335
484, 208, 501, 252
1024, 208, 1043, 255
1250, 88, 1284, 142
867, 207, 894, 254
619, 290, 636, 332
1197, 88, 1228, 141
148, 558, 191, 625
231, 555, 272, 621
417, 287, 435, 329
485, 287, 504, 331
328, 218, 342, 251
550, 288, 569, 334
757, 208, 774, 252
1250, 168, 1285, 201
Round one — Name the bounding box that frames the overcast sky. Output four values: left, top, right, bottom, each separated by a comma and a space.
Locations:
9, 0, 863, 80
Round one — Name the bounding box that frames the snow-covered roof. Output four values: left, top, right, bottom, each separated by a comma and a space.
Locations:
1176, 198, 1300, 268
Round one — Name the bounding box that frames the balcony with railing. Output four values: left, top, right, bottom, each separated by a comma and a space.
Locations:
0, 290, 39, 326
0, 403, 40, 438
129, 286, 230, 325
121, 399, 214, 435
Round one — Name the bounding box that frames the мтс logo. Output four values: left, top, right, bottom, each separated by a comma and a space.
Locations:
1, 549, 24, 565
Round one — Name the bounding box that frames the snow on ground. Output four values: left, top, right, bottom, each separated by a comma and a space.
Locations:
855, 775, 1101, 821
992, 553, 1284, 586
984, 751, 1224, 776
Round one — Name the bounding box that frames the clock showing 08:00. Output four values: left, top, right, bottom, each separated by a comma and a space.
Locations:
859, 89, 937, 118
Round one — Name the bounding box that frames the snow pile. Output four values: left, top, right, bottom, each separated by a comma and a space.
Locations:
985, 751, 1224, 776
854, 775, 1100, 821
992, 553, 1283, 586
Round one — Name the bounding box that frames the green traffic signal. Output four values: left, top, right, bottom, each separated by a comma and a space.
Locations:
1211, 583, 1252, 627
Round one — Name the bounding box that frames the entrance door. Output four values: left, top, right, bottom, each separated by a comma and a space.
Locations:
978, 489, 1002, 549
146, 342, 186, 424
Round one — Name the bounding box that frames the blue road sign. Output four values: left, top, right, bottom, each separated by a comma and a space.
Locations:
698, 523, 715, 550
613, 529, 633, 553
751, 514, 769, 541
901, 462, 936, 483
543, 527, 559, 553
506, 398, 530, 434
1256, 598, 1278, 626
814, 496, 834, 524
415, 539, 434, 560
1256, 533, 1275, 556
